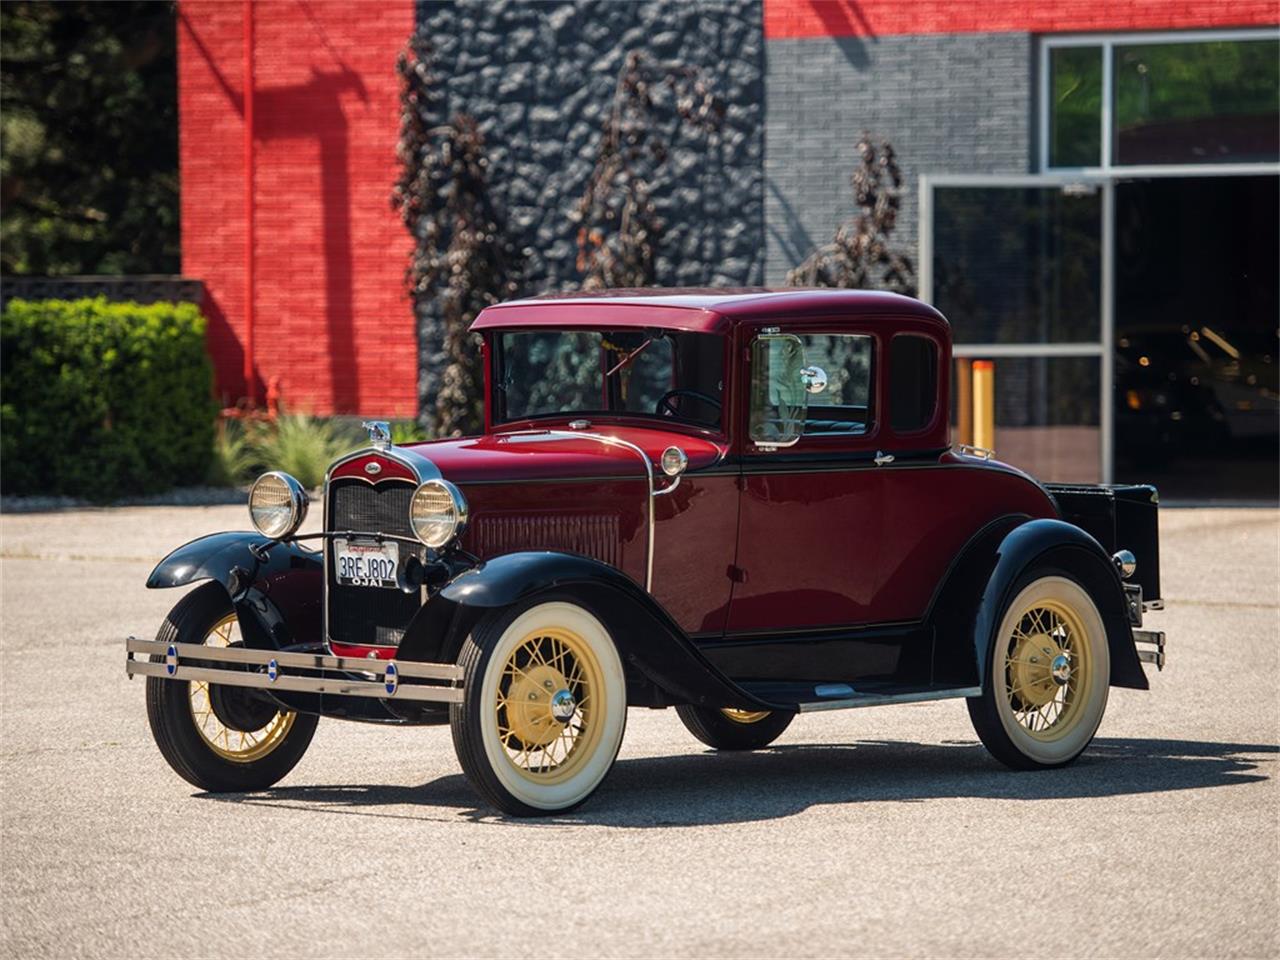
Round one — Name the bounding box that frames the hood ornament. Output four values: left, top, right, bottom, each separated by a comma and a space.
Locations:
361, 420, 392, 451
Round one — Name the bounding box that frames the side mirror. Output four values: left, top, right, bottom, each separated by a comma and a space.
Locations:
800, 365, 828, 394
749, 334, 808, 448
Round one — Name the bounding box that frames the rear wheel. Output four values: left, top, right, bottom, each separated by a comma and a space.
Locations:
676, 704, 794, 751
450, 599, 627, 816
967, 572, 1110, 769
145, 582, 318, 791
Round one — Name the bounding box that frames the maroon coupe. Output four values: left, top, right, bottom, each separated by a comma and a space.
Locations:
127, 289, 1166, 815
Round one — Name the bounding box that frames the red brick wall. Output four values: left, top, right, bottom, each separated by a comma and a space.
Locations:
178, 0, 415, 416
765, 0, 1278, 38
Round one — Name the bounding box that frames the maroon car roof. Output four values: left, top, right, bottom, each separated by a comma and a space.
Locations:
470, 288, 947, 334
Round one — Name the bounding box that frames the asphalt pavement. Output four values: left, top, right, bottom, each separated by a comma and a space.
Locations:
1, 505, 1276, 958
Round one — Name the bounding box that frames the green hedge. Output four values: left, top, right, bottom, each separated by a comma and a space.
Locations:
1, 297, 216, 500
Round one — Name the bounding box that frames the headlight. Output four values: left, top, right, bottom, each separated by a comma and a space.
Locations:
409, 478, 468, 549
248, 471, 308, 539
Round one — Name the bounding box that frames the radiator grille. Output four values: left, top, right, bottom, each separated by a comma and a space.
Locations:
326, 477, 422, 647
468, 513, 620, 568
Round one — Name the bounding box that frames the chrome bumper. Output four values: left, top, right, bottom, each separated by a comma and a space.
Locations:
1133, 629, 1166, 671
125, 637, 464, 704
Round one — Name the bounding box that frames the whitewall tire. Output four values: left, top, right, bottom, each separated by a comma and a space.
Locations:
451, 599, 627, 816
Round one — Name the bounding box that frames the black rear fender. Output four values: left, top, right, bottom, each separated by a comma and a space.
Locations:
396, 552, 775, 711
146, 532, 323, 651
931, 518, 1149, 692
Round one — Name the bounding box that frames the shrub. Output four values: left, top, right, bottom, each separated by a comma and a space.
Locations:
250, 413, 361, 490
0, 297, 215, 500
207, 419, 256, 488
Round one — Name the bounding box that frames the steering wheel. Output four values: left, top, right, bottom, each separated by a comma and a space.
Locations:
656, 389, 722, 419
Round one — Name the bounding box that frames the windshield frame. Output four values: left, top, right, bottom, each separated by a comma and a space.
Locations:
485, 326, 732, 439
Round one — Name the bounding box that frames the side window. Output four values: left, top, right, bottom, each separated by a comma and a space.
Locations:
798, 334, 874, 435
889, 334, 939, 433
748, 332, 874, 444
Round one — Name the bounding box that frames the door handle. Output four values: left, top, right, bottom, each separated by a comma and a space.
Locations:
873, 451, 895, 466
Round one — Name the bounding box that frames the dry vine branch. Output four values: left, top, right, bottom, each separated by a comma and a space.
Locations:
394, 44, 521, 437
574, 52, 724, 290
786, 135, 915, 296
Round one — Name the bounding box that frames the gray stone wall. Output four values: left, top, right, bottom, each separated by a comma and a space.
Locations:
764, 32, 1035, 285
414, 0, 765, 291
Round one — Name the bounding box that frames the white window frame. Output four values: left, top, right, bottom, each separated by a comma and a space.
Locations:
918, 173, 1114, 481
1039, 27, 1280, 177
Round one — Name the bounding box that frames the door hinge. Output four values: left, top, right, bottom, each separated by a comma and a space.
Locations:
727, 564, 748, 584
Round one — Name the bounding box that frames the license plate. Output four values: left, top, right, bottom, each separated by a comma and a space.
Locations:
333, 538, 399, 589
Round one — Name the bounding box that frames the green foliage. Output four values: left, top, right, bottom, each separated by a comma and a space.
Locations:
207, 420, 257, 488
0, 1, 178, 275
1, 298, 215, 499
250, 414, 362, 491
390, 419, 429, 445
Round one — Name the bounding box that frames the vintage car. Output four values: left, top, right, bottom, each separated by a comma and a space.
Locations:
127, 289, 1166, 816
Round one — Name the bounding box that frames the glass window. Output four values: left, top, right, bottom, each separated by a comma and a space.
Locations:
495, 329, 724, 427
1049, 46, 1102, 167
1114, 39, 1280, 165
932, 185, 1102, 343
890, 335, 938, 433
749, 333, 874, 443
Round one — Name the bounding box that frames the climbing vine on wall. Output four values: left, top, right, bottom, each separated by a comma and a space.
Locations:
786, 134, 916, 296
393, 45, 521, 438
574, 52, 724, 290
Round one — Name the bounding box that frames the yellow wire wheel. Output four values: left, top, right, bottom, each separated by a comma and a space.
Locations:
459, 600, 627, 815
721, 708, 772, 724
145, 582, 318, 793
188, 614, 297, 763
985, 574, 1110, 767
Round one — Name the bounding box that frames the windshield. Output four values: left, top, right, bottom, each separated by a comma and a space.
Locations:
493, 329, 724, 428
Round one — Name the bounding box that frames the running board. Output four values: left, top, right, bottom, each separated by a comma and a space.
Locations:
795, 685, 981, 713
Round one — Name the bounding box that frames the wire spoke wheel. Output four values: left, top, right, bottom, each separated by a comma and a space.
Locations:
1001, 600, 1091, 742
188, 614, 296, 763
495, 626, 604, 785
967, 572, 1110, 770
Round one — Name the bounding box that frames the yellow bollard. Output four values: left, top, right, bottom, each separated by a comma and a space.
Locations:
972, 360, 995, 453
955, 358, 973, 446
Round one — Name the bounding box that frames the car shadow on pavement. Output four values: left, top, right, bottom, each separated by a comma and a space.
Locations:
197, 736, 1275, 827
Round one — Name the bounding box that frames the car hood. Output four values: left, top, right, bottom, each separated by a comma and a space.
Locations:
400, 425, 728, 484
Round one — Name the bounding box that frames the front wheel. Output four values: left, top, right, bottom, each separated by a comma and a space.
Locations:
967, 572, 1110, 769
450, 598, 627, 816
145, 582, 318, 792
675, 704, 794, 750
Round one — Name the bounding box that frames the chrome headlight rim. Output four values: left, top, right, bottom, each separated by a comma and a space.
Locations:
409, 478, 468, 550
248, 471, 309, 540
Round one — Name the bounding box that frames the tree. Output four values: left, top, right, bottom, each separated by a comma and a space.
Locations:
0, 1, 179, 275
393, 45, 520, 438
574, 52, 723, 290
786, 134, 915, 296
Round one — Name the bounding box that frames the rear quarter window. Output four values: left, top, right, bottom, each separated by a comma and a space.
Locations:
890, 334, 938, 434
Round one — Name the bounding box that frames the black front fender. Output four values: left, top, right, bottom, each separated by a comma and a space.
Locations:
397, 551, 778, 711
932, 518, 1147, 691
146, 532, 323, 651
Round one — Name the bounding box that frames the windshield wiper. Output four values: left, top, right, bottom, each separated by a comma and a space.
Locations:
605, 338, 653, 378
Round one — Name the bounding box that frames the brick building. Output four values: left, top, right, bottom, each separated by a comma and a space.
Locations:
179, 1, 1278, 497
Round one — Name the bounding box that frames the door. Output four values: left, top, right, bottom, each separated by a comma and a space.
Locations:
919, 174, 1111, 482
725, 324, 885, 635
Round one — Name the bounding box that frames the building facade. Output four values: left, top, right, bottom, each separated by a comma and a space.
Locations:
179, 0, 1278, 497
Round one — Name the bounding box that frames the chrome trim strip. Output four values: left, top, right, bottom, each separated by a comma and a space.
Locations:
796, 686, 982, 713
125, 638, 463, 703
499, 430, 660, 591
